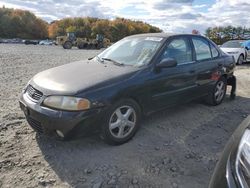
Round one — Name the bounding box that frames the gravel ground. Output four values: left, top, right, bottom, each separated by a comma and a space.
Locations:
0, 44, 250, 188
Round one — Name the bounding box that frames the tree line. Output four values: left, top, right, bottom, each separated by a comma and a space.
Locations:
205, 26, 250, 44
1, 7, 250, 43
0, 7, 48, 39
48, 17, 162, 42
0, 7, 161, 41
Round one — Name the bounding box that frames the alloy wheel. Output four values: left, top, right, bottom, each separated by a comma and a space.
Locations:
214, 81, 225, 102
109, 105, 136, 139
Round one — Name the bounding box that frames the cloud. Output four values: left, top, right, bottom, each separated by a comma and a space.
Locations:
178, 13, 202, 20
1, 0, 250, 34
0, 0, 110, 20
153, 0, 194, 10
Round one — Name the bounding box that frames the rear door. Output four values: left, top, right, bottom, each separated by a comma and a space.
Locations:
149, 36, 197, 110
191, 36, 224, 96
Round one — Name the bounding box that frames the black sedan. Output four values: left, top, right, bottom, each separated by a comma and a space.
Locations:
19, 33, 236, 145
209, 116, 250, 188
24, 40, 39, 45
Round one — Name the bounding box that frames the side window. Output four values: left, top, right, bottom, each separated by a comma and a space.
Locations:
192, 37, 212, 61
210, 44, 219, 58
160, 38, 192, 64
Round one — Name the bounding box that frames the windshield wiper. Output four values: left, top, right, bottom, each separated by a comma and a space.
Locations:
88, 56, 104, 63
102, 58, 124, 66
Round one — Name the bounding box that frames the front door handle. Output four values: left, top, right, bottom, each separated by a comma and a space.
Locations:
189, 70, 195, 74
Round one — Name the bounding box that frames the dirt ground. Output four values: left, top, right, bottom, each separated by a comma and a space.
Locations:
0, 44, 250, 188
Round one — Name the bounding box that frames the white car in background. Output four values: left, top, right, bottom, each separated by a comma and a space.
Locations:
220, 40, 247, 65
39, 39, 53, 45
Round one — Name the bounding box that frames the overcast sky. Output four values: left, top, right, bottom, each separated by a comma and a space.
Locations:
0, 0, 250, 33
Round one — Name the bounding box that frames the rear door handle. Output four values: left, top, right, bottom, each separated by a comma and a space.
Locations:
189, 70, 195, 74
218, 63, 223, 67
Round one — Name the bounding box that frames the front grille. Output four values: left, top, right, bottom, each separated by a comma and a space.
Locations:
27, 116, 43, 133
26, 85, 43, 101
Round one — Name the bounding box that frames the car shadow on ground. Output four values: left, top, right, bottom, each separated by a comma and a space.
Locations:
36, 95, 250, 188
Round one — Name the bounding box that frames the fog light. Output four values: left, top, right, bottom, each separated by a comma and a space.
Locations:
56, 130, 64, 138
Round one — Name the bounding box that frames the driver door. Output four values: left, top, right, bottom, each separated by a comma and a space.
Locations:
149, 36, 198, 110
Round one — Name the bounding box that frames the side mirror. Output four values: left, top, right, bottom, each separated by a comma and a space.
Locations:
156, 58, 177, 69
245, 46, 249, 50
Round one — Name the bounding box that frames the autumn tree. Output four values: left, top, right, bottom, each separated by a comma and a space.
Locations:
205, 26, 250, 44
0, 7, 162, 41
0, 7, 48, 39
48, 17, 162, 42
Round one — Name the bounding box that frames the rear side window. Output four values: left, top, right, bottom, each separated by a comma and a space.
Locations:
210, 44, 219, 58
160, 38, 192, 64
192, 37, 212, 61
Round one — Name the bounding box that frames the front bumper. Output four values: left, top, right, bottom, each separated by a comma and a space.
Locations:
19, 91, 103, 137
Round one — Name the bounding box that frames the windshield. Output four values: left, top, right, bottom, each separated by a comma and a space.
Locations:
221, 40, 243, 48
97, 36, 164, 66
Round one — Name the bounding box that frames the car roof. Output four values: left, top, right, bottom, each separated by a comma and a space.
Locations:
125, 33, 204, 39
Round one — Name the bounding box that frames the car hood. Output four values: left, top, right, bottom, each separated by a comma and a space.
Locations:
220, 47, 242, 53
30, 60, 139, 95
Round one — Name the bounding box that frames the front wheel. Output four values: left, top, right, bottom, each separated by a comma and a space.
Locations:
101, 99, 141, 145
63, 41, 72, 49
77, 43, 84, 49
237, 54, 244, 65
205, 77, 227, 106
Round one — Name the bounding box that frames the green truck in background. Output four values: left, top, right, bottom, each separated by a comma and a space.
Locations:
56, 32, 111, 49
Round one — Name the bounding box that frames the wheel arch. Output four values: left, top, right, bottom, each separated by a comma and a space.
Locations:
126, 96, 144, 114
110, 93, 145, 115
221, 74, 227, 80
240, 53, 245, 59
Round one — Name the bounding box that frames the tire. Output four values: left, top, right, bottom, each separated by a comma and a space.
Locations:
97, 43, 102, 49
83, 43, 88, 49
101, 99, 141, 145
237, 54, 244, 65
205, 77, 227, 106
86, 43, 91, 49
77, 43, 83, 49
91, 44, 97, 49
63, 41, 72, 49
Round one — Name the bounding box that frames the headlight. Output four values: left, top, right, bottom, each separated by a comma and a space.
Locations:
43, 96, 90, 111
236, 129, 250, 187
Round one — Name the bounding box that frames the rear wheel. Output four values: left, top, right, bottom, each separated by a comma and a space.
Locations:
88, 43, 95, 49
101, 99, 141, 145
83, 43, 88, 49
63, 41, 72, 49
237, 54, 244, 65
97, 43, 103, 49
77, 43, 84, 49
205, 77, 227, 105
86, 43, 92, 49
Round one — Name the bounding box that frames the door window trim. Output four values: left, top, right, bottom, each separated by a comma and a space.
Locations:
209, 42, 220, 59
191, 36, 213, 62
156, 36, 195, 66
177, 61, 196, 66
